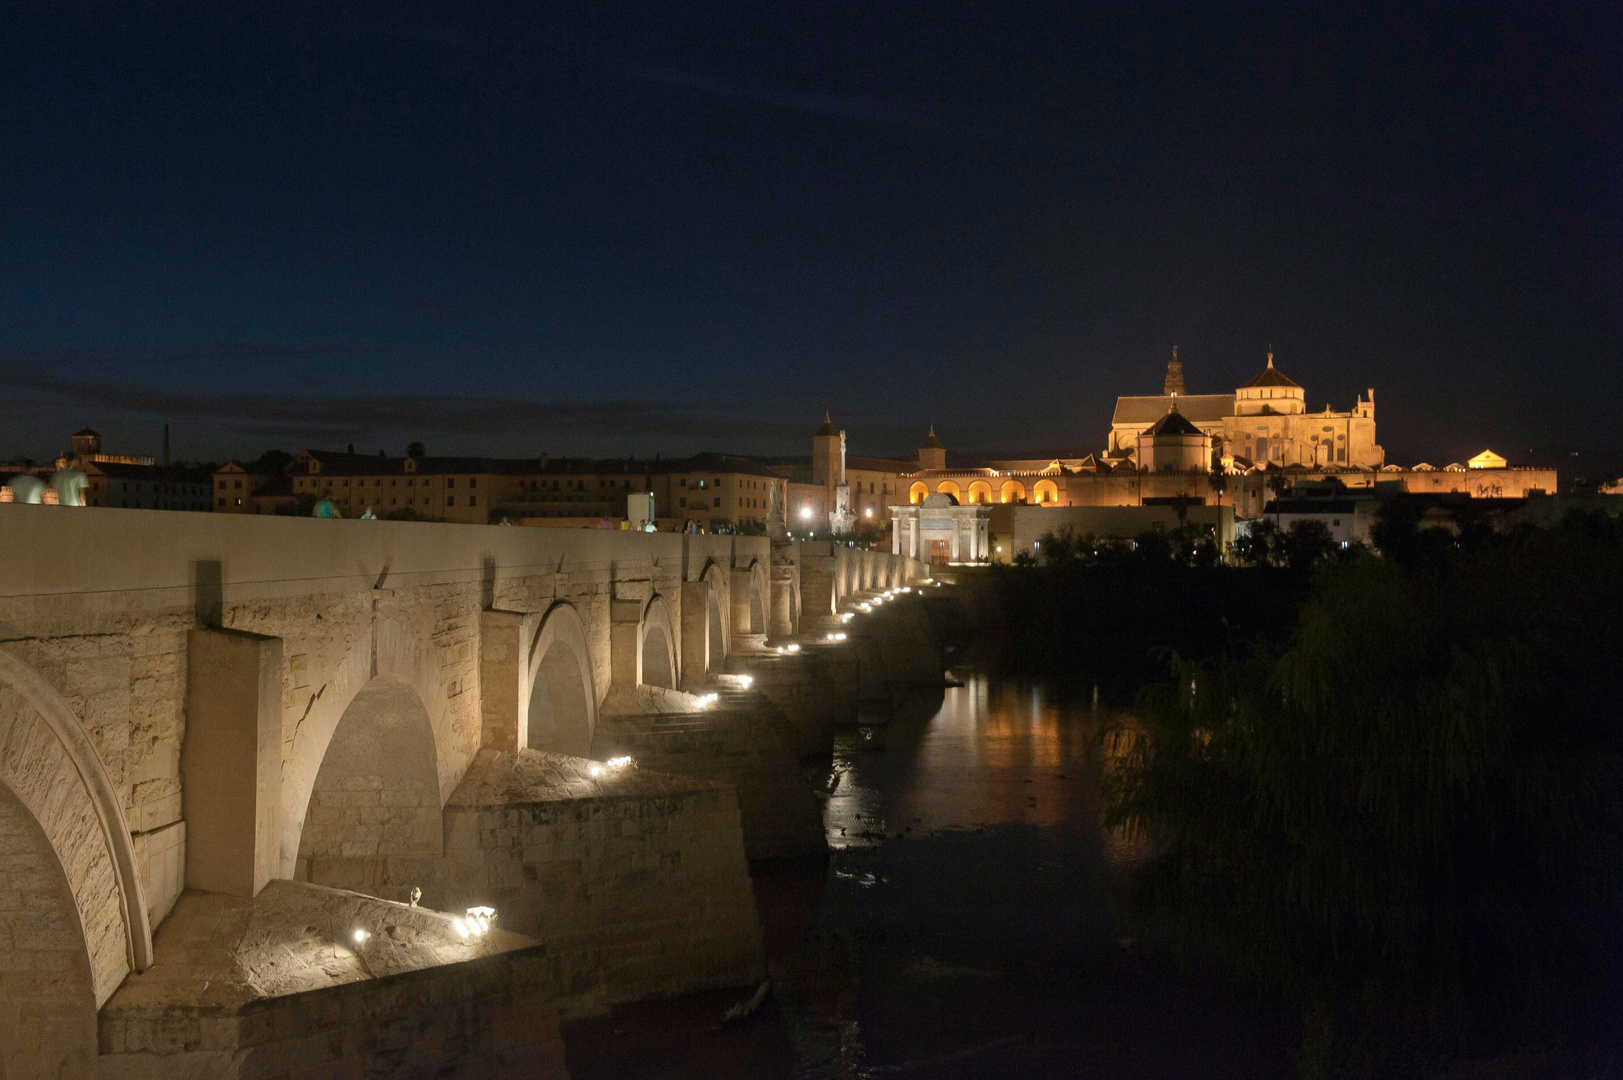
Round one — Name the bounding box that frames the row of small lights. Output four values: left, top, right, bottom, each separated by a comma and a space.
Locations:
588, 754, 637, 778
347, 613, 875, 955
344, 576, 929, 956
351, 902, 500, 950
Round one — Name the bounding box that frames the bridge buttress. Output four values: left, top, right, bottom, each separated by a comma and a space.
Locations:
478, 609, 534, 753
182, 627, 283, 898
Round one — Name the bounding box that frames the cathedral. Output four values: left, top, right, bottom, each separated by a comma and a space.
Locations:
1107, 348, 1383, 470
812, 346, 1552, 552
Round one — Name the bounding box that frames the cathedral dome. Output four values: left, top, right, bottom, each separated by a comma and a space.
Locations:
1240, 351, 1301, 389
1142, 408, 1204, 437
1137, 401, 1211, 473
1235, 351, 1306, 416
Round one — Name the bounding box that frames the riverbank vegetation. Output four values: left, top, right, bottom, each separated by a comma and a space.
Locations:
990, 522, 1329, 692
1096, 511, 1623, 1075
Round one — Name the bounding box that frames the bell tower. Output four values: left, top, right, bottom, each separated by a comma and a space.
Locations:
917, 426, 946, 471
1163, 346, 1186, 395
812, 412, 840, 487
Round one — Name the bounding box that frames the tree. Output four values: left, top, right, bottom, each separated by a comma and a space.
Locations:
1266, 473, 1291, 525
277, 491, 318, 516
1282, 518, 1336, 572
406, 441, 426, 461
1103, 517, 1623, 1069
1236, 517, 1280, 566
1207, 468, 1229, 508
248, 449, 292, 474
1132, 528, 1173, 563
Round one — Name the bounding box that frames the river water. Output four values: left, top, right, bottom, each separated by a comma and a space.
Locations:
565, 674, 1292, 1078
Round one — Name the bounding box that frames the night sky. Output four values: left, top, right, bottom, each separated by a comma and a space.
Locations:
1, 2, 1617, 471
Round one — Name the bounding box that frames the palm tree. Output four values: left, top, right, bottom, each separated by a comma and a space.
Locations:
1266, 473, 1291, 527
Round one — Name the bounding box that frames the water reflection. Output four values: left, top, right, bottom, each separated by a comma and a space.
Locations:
829, 673, 1124, 842
567, 673, 1290, 1080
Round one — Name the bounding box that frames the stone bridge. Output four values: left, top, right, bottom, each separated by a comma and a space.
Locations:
0, 505, 929, 1078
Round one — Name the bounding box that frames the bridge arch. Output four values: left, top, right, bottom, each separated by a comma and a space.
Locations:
281, 611, 448, 878
747, 560, 768, 635
640, 595, 677, 690
0, 786, 99, 1076
297, 675, 442, 882
527, 602, 597, 756
703, 563, 728, 675
909, 481, 929, 504
1000, 479, 1025, 504
966, 480, 993, 505
0, 648, 151, 1012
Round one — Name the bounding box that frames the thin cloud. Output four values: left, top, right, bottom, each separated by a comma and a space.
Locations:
1, 370, 818, 455
630, 68, 1029, 147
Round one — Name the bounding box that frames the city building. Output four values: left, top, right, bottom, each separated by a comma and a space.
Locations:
2, 427, 211, 511
218, 450, 793, 532
81, 460, 213, 511
1259, 478, 1382, 546
280, 451, 549, 524
653, 453, 788, 534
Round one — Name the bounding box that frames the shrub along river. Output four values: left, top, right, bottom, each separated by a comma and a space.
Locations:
565, 674, 1293, 1079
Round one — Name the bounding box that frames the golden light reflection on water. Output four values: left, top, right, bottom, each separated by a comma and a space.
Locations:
827, 674, 1153, 865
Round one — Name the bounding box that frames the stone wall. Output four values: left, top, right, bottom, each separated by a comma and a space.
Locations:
295, 747, 764, 1006
437, 750, 764, 1004
0, 784, 100, 1078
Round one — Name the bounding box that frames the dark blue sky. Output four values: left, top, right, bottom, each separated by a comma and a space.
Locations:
1, 2, 1617, 469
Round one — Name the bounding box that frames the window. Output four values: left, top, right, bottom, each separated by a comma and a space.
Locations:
217, 480, 226, 490
469, 477, 477, 488
447, 496, 455, 506
680, 478, 687, 487
469, 496, 477, 507
679, 497, 687, 508
217, 498, 226, 507
234, 498, 243, 507
447, 478, 456, 488
713, 496, 721, 508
